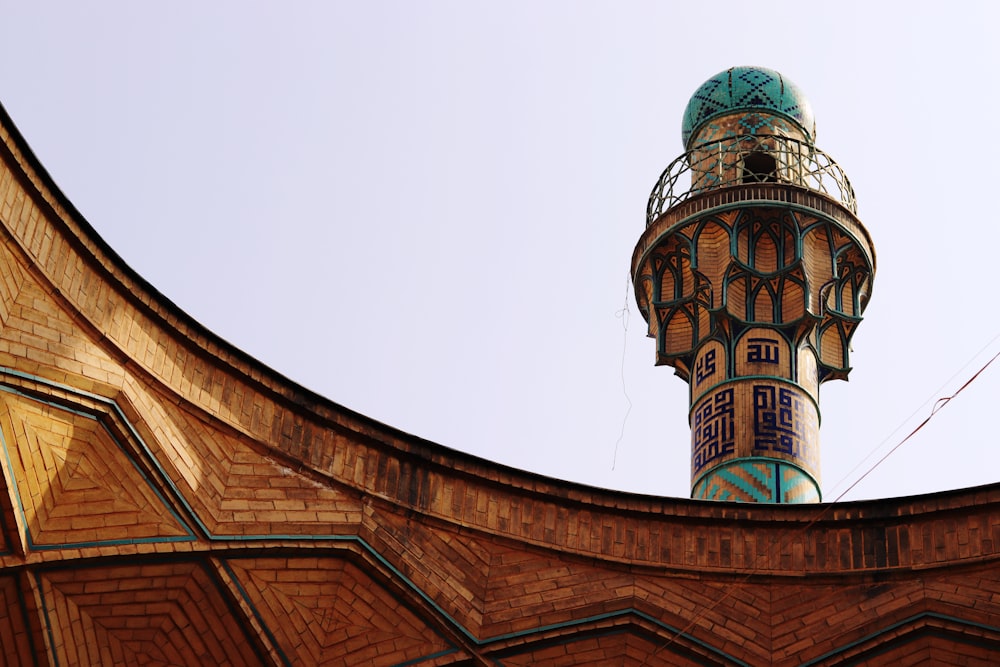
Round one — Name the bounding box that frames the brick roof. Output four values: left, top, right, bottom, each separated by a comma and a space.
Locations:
0, 101, 998, 665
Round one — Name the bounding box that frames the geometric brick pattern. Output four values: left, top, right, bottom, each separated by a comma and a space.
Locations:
0, 235, 26, 328
0, 391, 192, 548
223, 557, 454, 666
0, 270, 123, 394
139, 392, 364, 538
482, 546, 635, 640
0, 459, 16, 555
0, 574, 38, 666
363, 505, 491, 636
497, 632, 712, 667
38, 562, 265, 666
0, 90, 999, 665
811, 616, 1000, 666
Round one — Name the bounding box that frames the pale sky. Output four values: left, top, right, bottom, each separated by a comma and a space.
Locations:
1, 1, 998, 501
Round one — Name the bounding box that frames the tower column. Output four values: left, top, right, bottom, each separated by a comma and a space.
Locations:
688, 323, 822, 503
631, 67, 875, 503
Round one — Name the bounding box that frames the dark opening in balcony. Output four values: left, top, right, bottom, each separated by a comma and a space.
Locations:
742, 152, 777, 183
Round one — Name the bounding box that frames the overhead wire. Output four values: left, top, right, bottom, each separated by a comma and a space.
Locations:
612, 274, 632, 471
825, 329, 1000, 498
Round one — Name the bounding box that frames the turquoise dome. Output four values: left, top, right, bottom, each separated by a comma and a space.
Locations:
681, 66, 815, 147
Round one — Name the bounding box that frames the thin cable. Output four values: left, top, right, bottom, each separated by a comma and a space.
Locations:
826, 330, 1000, 497
612, 275, 632, 470
640, 342, 1000, 664
827, 344, 1000, 503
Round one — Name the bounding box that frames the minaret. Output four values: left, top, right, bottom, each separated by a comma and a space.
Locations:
631, 67, 875, 502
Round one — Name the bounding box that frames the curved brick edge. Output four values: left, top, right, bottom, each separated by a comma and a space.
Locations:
0, 96, 998, 665
0, 99, 997, 575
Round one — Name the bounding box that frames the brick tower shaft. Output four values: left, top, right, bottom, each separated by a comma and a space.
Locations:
631, 67, 875, 502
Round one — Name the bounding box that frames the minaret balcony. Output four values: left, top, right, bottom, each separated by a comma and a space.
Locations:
646, 134, 857, 227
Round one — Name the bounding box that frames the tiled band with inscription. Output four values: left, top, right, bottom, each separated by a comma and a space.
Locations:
752, 383, 819, 474
691, 381, 819, 483
691, 386, 735, 477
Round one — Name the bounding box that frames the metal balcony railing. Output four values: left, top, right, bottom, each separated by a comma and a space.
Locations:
646, 135, 857, 226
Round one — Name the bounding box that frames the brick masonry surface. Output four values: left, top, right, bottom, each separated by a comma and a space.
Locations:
0, 105, 999, 665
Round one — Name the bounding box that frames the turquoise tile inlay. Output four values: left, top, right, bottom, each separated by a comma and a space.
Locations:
718, 463, 773, 502
682, 66, 815, 147
693, 459, 820, 503
781, 466, 822, 503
